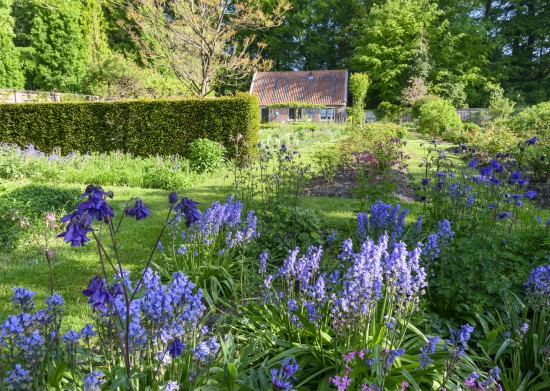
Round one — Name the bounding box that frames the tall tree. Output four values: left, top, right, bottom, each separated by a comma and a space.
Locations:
351, 0, 443, 104
81, 0, 111, 65
24, 1, 86, 91
127, 0, 290, 97
0, 0, 24, 88
489, 0, 550, 104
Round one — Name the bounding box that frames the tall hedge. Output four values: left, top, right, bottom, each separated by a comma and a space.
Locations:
0, 95, 260, 158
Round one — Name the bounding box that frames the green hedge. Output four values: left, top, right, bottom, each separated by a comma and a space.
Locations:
0, 95, 260, 159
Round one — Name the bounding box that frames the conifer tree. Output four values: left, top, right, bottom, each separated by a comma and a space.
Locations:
0, 0, 24, 88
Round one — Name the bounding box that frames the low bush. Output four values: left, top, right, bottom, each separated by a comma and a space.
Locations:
413, 95, 463, 140
508, 101, 550, 138
188, 138, 227, 174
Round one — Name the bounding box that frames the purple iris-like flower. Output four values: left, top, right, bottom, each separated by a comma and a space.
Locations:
76, 185, 115, 223
82, 276, 112, 311
176, 197, 201, 227
525, 137, 538, 145
169, 191, 179, 204
167, 337, 185, 358
125, 197, 151, 221
58, 213, 93, 246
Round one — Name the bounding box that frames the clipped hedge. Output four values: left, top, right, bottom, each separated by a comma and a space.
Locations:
0, 94, 260, 159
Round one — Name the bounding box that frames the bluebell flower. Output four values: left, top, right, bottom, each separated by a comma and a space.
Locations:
482, 366, 501, 387
45, 294, 64, 312
257, 249, 269, 274
80, 324, 96, 343
192, 341, 210, 361
385, 348, 406, 369
524, 190, 537, 199
163, 381, 179, 391
421, 177, 430, 186
487, 203, 496, 210
11, 287, 36, 312
125, 197, 151, 221
419, 336, 439, 368
525, 262, 550, 309
467, 159, 477, 168
466, 196, 475, 206
4, 364, 32, 390
83, 370, 106, 391
498, 211, 512, 220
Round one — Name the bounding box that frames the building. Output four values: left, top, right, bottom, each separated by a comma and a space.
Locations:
249, 70, 348, 123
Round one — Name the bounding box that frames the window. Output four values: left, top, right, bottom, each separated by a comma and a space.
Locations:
320, 107, 335, 121
306, 108, 317, 119
261, 108, 269, 123
289, 108, 295, 120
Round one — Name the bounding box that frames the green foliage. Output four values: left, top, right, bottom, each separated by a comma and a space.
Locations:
374, 101, 402, 122
414, 95, 463, 139
348, 73, 370, 125
352, 0, 442, 104
0, 144, 196, 190
0, 184, 79, 249
188, 138, 227, 174
0, 0, 24, 88
0, 95, 260, 159
312, 145, 341, 183
82, 53, 187, 99
27, 0, 86, 91
342, 122, 408, 155
508, 101, 550, 138
486, 83, 516, 121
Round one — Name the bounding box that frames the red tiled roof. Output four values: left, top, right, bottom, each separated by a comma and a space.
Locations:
250, 70, 348, 106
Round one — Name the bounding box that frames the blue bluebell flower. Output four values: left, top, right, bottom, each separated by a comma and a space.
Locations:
167, 337, 185, 358
83, 370, 106, 391
11, 288, 36, 312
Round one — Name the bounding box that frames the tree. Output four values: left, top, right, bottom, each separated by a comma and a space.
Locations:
0, 0, 24, 88
348, 72, 370, 125
127, 0, 290, 97
27, 1, 86, 91
351, 0, 443, 104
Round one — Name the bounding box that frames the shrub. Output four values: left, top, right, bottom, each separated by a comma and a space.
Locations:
0, 94, 260, 159
413, 95, 463, 140
343, 122, 407, 155
374, 101, 402, 121
508, 101, 550, 138
188, 138, 227, 174
312, 146, 341, 183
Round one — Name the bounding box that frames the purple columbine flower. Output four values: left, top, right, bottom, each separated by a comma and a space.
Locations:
525, 136, 538, 145
58, 213, 93, 246
498, 211, 512, 220
82, 276, 112, 311
167, 337, 185, 358
421, 177, 430, 186
524, 190, 537, 199
169, 191, 179, 204
125, 197, 151, 221
467, 159, 477, 168
176, 197, 201, 227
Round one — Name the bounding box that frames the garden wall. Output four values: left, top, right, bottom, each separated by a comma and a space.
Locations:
0, 95, 260, 158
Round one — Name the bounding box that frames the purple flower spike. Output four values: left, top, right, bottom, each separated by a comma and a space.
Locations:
125, 197, 151, 221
